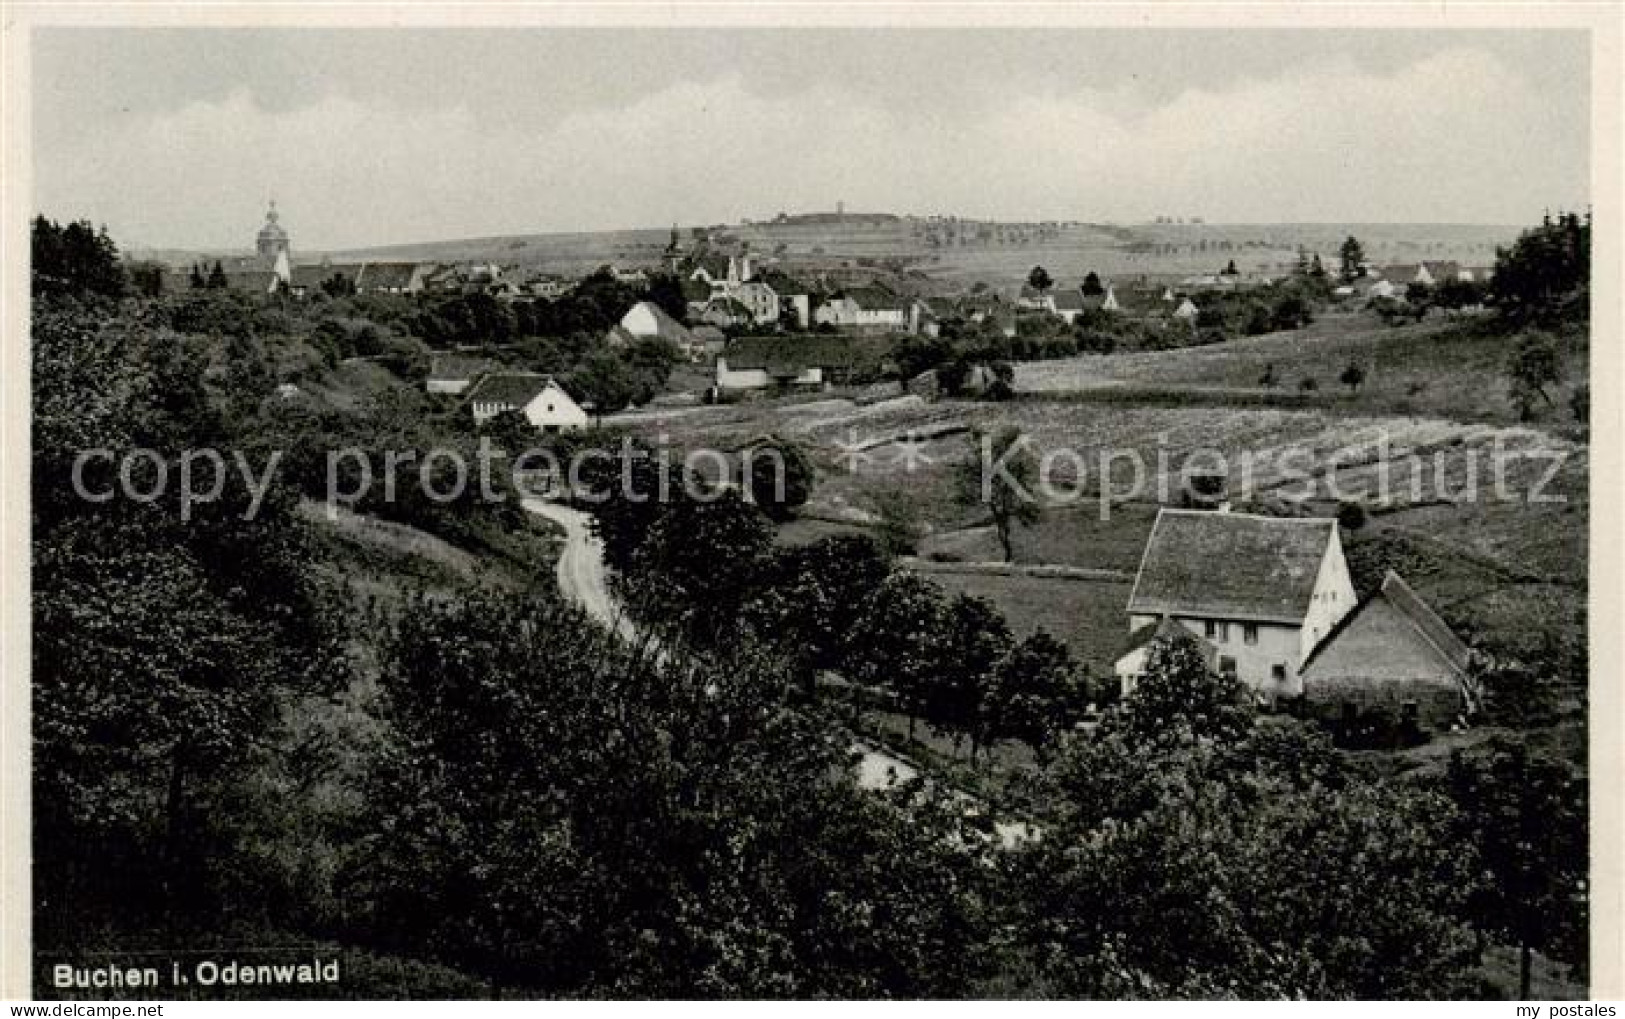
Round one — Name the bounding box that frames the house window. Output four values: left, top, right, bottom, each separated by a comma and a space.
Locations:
1271, 664, 1287, 682
1219, 656, 1237, 677
1244, 623, 1259, 646
1204, 620, 1216, 639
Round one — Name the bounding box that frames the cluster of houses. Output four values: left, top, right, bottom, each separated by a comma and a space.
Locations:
207, 203, 644, 302
1115, 507, 1477, 731
1332, 260, 1493, 301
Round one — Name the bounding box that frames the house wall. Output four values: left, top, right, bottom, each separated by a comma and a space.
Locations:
523, 385, 589, 431
621, 303, 662, 337
715, 358, 822, 390
1298, 534, 1358, 664
1300, 598, 1468, 728
1128, 612, 1304, 700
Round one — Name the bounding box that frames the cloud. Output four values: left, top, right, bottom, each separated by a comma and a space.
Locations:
35, 45, 1586, 250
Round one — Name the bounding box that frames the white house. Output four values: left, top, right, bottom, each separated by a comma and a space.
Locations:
465, 372, 589, 432
1117, 508, 1358, 702
814, 288, 907, 330
620, 301, 695, 346
1172, 297, 1199, 323
733, 280, 782, 326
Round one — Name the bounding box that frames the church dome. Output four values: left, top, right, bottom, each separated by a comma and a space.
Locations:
256, 202, 290, 256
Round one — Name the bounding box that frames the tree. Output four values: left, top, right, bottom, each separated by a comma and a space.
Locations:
1119, 632, 1252, 747
189, 263, 207, 290
980, 630, 1078, 758
643, 272, 689, 323
1257, 362, 1278, 388
1448, 737, 1588, 997
1223, 259, 1239, 276
739, 534, 893, 686
930, 594, 1013, 756
207, 260, 229, 289
1271, 294, 1311, 331
1490, 211, 1589, 327
31, 216, 126, 301
1081, 271, 1104, 297
1340, 236, 1366, 282
1339, 361, 1366, 394
847, 572, 952, 738
959, 426, 1042, 563
1027, 265, 1053, 293
871, 488, 924, 557
739, 435, 815, 521
1506, 331, 1561, 420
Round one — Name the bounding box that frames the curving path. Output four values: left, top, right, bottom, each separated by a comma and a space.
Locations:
521, 497, 1027, 843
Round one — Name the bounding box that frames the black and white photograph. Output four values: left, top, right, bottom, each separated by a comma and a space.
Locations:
3, 4, 1618, 1002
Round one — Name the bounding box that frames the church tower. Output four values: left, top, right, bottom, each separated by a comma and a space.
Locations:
256, 201, 291, 261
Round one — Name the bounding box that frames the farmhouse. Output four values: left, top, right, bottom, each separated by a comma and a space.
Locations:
1298, 571, 1476, 728
715, 336, 873, 391
425, 355, 494, 395
464, 372, 589, 431
1118, 509, 1357, 702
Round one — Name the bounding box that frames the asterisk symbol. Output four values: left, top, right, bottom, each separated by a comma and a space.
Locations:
893, 431, 935, 473
834, 427, 874, 474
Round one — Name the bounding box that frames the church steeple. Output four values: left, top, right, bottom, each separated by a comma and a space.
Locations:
257, 200, 290, 260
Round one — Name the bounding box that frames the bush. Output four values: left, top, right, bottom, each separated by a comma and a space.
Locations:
1298, 377, 1319, 392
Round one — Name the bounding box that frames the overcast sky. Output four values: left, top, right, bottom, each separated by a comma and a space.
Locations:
33, 27, 1590, 251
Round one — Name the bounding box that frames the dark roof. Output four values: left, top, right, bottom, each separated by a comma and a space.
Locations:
847, 286, 903, 311
290, 263, 364, 288
681, 278, 713, 302
1375, 571, 1469, 669
1119, 615, 1215, 663
1052, 289, 1086, 311
1127, 509, 1338, 624
358, 261, 421, 290
463, 372, 558, 407
1299, 571, 1471, 679
690, 324, 727, 342
757, 270, 808, 294
428, 355, 494, 382
721, 335, 877, 373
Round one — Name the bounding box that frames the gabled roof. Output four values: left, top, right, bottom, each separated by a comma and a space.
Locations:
1052, 289, 1087, 311
428, 354, 494, 382
464, 371, 560, 407
624, 301, 693, 341
1119, 615, 1215, 662
357, 261, 422, 290
1127, 509, 1340, 625
690, 324, 727, 343
681, 278, 713, 302
1300, 571, 1471, 683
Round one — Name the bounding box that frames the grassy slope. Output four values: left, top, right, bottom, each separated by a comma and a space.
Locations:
1017, 312, 1589, 426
